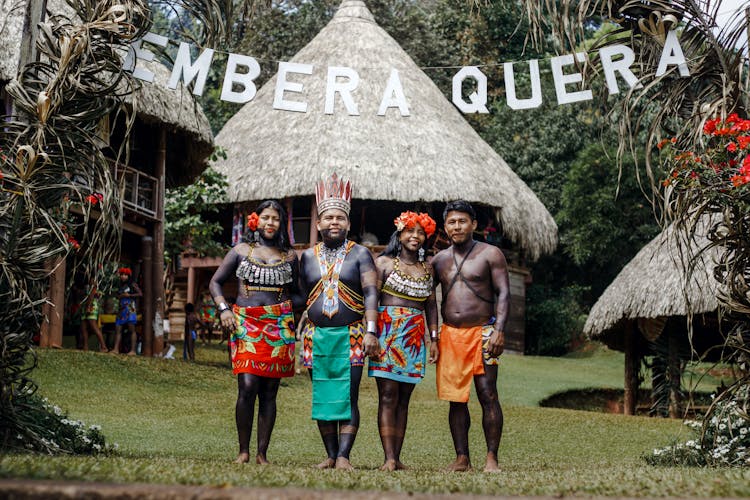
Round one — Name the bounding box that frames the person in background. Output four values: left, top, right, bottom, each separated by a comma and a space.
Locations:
80, 277, 108, 352
112, 267, 142, 355
183, 303, 204, 362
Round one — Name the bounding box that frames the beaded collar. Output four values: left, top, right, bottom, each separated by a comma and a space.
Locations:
381, 257, 432, 302
236, 244, 293, 287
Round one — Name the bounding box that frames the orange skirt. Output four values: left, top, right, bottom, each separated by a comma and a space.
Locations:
436, 324, 499, 402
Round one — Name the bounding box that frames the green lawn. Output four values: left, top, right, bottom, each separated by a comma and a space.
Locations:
1, 344, 748, 497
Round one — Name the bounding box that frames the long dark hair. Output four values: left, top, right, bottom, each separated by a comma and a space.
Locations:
380, 230, 430, 258
243, 200, 292, 251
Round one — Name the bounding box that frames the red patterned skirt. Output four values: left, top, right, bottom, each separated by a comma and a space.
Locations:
231, 301, 296, 377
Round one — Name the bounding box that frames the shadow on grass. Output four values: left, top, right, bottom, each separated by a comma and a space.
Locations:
539, 387, 715, 416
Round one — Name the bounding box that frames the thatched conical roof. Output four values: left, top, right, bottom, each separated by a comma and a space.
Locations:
0, 0, 212, 156
214, 0, 556, 259
584, 217, 720, 345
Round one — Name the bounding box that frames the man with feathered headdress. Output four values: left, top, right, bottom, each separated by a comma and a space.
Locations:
299, 173, 379, 470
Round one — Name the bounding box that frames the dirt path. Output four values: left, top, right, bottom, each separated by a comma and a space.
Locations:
0, 479, 745, 500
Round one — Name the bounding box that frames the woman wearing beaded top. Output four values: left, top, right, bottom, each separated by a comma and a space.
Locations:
209, 200, 302, 464
369, 211, 439, 471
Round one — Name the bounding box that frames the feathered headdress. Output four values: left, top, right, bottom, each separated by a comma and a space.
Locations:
315, 173, 351, 216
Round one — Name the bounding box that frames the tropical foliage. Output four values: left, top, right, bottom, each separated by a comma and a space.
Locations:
163, 154, 228, 310
0, 0, 150, 452
516, 0, 750, 464
0, 0, 263, 454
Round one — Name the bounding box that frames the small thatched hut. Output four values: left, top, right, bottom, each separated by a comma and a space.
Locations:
584, 217, 723, 415
1, 0, 214, 353
210, 0, 557, 352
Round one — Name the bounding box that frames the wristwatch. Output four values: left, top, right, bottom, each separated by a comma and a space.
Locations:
217, 302, 230, 313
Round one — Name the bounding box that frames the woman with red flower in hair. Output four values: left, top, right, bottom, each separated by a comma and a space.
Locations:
368, 211, 439, 471
209, 200, 303, 465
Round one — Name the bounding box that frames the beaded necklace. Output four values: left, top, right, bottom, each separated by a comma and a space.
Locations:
381, 257, 432, 301
236, 244, 293, 298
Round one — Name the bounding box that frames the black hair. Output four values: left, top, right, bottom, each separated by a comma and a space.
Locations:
243, 200, 292, 251
443, 200, 476, 222
380, 230, 430, 258
185, 303, 195, 313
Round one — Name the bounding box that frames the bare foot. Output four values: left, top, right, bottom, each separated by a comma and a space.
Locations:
395, 460, 410, 471
445, 455, 471, 472
126, 351, 136, 356
256, 454, 270, 465
335, 457, 354, 471
483, 453, 501, 473
379, 459, 397, 472
235, 452, 250, 464
316, 458, 335, 469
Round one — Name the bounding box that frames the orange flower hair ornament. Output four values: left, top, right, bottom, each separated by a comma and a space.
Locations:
247, 212, 259, 231
393, 211, 436, 237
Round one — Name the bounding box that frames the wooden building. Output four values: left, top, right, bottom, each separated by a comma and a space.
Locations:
1, 0, 214, 353
199, 0, 558, 352
584, 216, 725, 416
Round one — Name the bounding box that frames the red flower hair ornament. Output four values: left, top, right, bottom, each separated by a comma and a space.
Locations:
118, 267, 132, 276
393, 211, 436, 237
247, 212, 259, 231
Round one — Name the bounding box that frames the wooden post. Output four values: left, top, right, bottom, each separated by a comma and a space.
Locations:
151, 129, 167, 356
140, 236, 153, 356
17, 0, 47, 87
19, 0, 48, 343
187, 266, 196, 306
623, 323, 639, 416
47, 258, 66, 348
668, 329, 682, 419
309, 197, 318, 246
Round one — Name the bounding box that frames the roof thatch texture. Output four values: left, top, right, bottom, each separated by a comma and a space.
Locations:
584, 216, 720, 345
214, 0, 557, 259
0, 0, 212, 152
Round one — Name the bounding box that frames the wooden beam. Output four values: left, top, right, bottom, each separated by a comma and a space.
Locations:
309, 198, 318, 246
151, 129, 167, 356
623, 323, 639, 416
187, 266, 196, 307
140, 236, 154, 356
46, 258, 66, 348
15, 1, 47, 115
668, 329, 682, 419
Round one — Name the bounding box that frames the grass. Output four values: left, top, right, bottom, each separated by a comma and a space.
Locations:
1, 343, 748, 497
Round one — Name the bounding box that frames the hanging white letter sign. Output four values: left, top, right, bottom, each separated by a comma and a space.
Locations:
220, 54, 261, 104
656, 30, 690, 77
599, 44, 641, 94
124, 32, 168, 83
273, 62, 314, 113
551, 52, 593, 105
378, 69, 410, 117
325, 66, 360, 115
504, 60, 543, 110
452, 66, 489, 114
168, 42, 215, 96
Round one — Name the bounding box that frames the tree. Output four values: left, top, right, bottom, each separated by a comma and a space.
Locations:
516, 0, 750, 464
163, 157, 228, 310
0, 0, 264, 454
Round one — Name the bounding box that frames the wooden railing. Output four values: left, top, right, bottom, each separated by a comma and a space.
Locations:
113, 162, 160, 220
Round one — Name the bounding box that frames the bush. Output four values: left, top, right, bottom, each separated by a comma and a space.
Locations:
2, 394, 114, 455
646, 384, 750, 467
525, 284, 587, 356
